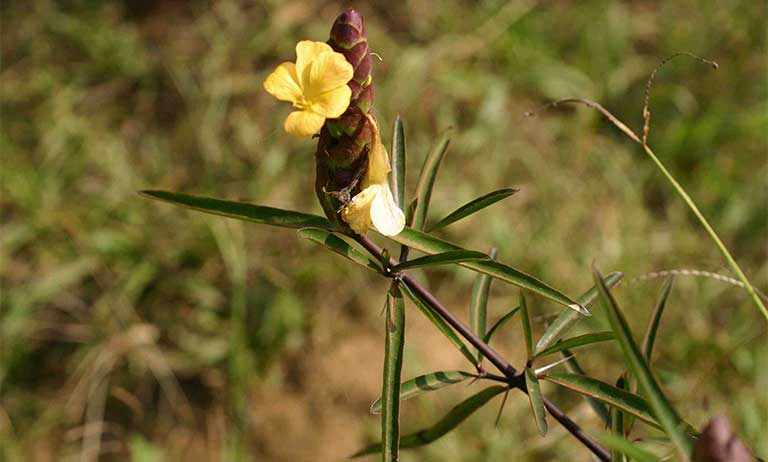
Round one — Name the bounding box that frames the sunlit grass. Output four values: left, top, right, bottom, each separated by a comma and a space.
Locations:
1, 1, 765, 460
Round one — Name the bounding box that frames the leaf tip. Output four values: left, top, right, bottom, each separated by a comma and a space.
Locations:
569, 303, 591, 316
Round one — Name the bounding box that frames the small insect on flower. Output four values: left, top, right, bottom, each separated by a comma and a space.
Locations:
263, 40, 354, 137
341, 114, 405, 236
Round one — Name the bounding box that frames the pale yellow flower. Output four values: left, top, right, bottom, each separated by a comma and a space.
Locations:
341, 116, 405, 236
263, 40, 354, 137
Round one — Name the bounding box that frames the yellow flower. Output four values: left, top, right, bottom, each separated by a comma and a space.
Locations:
263, 40, 354, 137
341, 116, 405, 236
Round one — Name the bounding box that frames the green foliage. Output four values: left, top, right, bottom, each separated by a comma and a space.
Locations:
2, 1, 765, 461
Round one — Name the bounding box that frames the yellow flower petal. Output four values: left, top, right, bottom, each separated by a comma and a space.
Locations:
370, 183, 405, 236
341, 185, 379, 234
284, 110, 325, 137
263, 62, 302, 103
306, 51, 354, 97
296, 40, 333, 85
310, 85, 352, 118
362, 116, 391, 186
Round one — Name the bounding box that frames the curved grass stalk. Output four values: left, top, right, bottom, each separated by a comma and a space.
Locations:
641, 143, 767, 320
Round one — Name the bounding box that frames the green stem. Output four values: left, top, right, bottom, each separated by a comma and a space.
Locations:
642, 144, 767, 320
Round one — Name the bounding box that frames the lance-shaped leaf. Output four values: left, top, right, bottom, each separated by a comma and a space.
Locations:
520, 291, 534, 359
298, 228, 381, 273
534, 272, 624, 356
642, 275, 673, 361
390, 227, 587, 314
483, 307, 520, 344
561, 351, 610, 424
400, 281, 478, 366
525, 368, 547, 436
428, 188, 519, 232
592, 265, 692, 459
610, 376, 629, 462
533, 331, 614, 359
393, 250, 489, 271
141, 191, 334, 230
470, 248, 497, 362
410, 130, 451, 230
592, 432, 659, 462
352, 385, 506, 457
390, 115, 406, 209
541, 372, 660, 429
381, 284, 405, 462
370, 371, 475, 414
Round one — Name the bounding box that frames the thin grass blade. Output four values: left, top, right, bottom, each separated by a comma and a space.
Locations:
410, 130, 451, 230
381, 284, 406, 462
391, 227, 587, 314
393, 250, 489, 271
610, 376, 628, 462
561, 351, 610, 424
533, 332, 614, 359
298, 228, 381, 273
427, 188, 519, 232
592, 432, 659, 462
534, 272, 623, 356
525, 368, 547, 435
470, 249, 496, 361
541, 372, 660, 429
483, 307, 520, 344
370, 371, 475, 414
520, 291, 533, 359
400, 281, 478, 366
141, 191, 334, 230
390, 116, 406, 209
592, 264, 692, 459
642, 275, 673, 361
352, 386, 506, 457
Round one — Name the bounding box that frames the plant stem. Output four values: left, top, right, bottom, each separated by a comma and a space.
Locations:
353, 234, 611, 462
642, 144, 767, 320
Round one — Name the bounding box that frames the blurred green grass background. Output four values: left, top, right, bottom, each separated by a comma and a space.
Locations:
1, 1, 766, 461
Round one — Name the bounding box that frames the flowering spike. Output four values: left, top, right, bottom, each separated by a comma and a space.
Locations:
314, 9, 401, 234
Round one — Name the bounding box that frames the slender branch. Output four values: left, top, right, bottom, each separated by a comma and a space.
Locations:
352, 234, 611, 462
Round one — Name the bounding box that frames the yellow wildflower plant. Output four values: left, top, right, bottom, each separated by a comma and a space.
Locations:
341, 115, 405, 236
263, 40, 354, 137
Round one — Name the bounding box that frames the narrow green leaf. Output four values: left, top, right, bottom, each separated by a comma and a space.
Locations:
411, 130, 451, 230
390, 116, 406, 209
470, 248, 496, 362
541, 372, 660, 429
525, 368, 547, 436
298, 228, 381, 273
405, 199, 418, 228
390, 227, 588, 314
561, 351, 610, 424
428, 188, 519, 232
534, 272, 624, 356
400, 281, 478, 366
483, 307, 520, 344
393, 250, 489, 271
642, 275, 673, 361
370, 371, 475, 414
610, 376, 628, 462
533, 332, 614, 359
592, 432, 659, 462
352, 386, 506, 457
141, 190, 334, 230
520, 291, 533, 359
381, 284, 406, 462
592, 265, 692, 459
